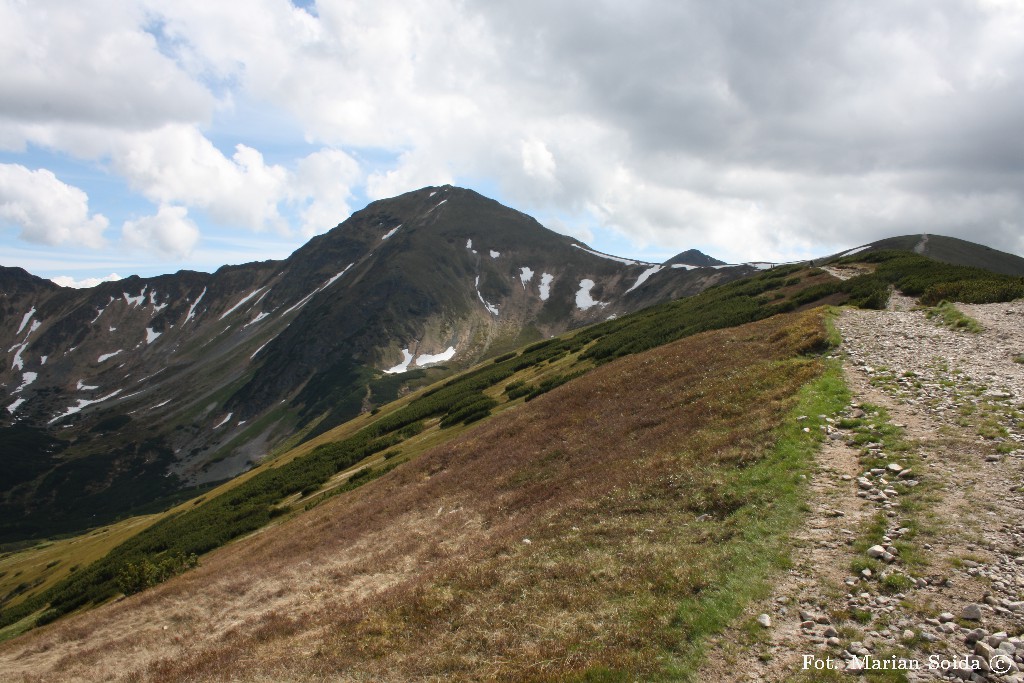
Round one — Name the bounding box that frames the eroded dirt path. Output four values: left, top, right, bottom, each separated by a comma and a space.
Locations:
701, 301, 1024, 682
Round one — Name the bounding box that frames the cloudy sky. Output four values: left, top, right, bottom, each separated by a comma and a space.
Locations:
2, 0, 1023, 286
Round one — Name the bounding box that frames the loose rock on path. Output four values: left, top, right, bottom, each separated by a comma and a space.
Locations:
700, 300, 1024, 682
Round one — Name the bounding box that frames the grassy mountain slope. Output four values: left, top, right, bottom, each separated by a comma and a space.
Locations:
0, 248, 1019, 679
2, 250, 1021, 637
0, 308, 842, 682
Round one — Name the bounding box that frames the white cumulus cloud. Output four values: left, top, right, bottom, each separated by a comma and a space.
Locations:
5, 0, 1024, 272
122, 205, 200, 258
0, 164, 108, 247
292, 148, 362, 236
521, 139, 558, 182
0, 0, 213, 149
110, 125, 291, 233
51, 273, 124, 289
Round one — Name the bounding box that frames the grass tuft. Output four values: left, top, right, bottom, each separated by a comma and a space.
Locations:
924, 301, 983, 333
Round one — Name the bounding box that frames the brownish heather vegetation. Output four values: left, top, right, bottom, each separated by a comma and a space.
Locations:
0, 309, 833, 682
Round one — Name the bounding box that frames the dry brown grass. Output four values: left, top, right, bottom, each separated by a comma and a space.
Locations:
0, 309, 829, 682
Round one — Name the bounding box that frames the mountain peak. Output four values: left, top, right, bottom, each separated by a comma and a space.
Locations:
829, 233, 1024, 277
664, 249, 725, 267
0, 188, 756, 542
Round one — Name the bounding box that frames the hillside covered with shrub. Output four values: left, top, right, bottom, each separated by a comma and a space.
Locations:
2, 250, 1022, 640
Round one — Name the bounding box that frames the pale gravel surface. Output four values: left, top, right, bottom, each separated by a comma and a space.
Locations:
702, 300, 1024, 682
834, 301, 1024, 681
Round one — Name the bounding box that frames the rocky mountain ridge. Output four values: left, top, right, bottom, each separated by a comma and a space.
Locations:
0, 186, 753, 541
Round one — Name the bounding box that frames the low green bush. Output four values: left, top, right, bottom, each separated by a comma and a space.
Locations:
116, 552, 198, 596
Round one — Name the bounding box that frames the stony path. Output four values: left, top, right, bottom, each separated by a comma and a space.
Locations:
700, 301, 1024, 682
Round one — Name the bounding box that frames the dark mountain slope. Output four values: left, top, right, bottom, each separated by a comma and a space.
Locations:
0, 186, 753, 542
232, 188, 753, 429
828, 233, 1024, 276
664, 248, 726, 267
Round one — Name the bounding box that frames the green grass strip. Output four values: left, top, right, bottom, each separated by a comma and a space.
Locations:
925, 301, 983, 333
660, 358, 850, 681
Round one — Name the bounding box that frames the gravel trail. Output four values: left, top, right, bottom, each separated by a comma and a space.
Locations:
702, 301, 1024, 682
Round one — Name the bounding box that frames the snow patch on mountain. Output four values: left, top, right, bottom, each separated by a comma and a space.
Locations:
322, 263, 354, 290
250, 339, 272, 360
49, 389, 123, 423
282, 292, 315, 317
145, 327, 162, 344
382, 225, 402, 240
9, 319, 40, 371
572, 244, 655, 266
475, 276, 499, 316
10, 342, 28, 371
213, 413, 233, 429
415, 346, 456, 367
17, 307, 36, 335
539, 273, 554, 301
7, 398, 26, 414
479, 298, 499, 316
220, 287, 267, 320
575, 279, 607, 310
149, 290, 168, 312
98, 350, 122, 363
490, 250, 500, 259
283, 264, 357, 319
519, 266, 534, 289
381, 343, 463, 373
244, 312, 271, 329
77, 380, 99, 391
185, 288, 207, 324
625, 265, 665, 294
123, 287, 147, 307
14, 371, 37, 393
384, 348, 414, 374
